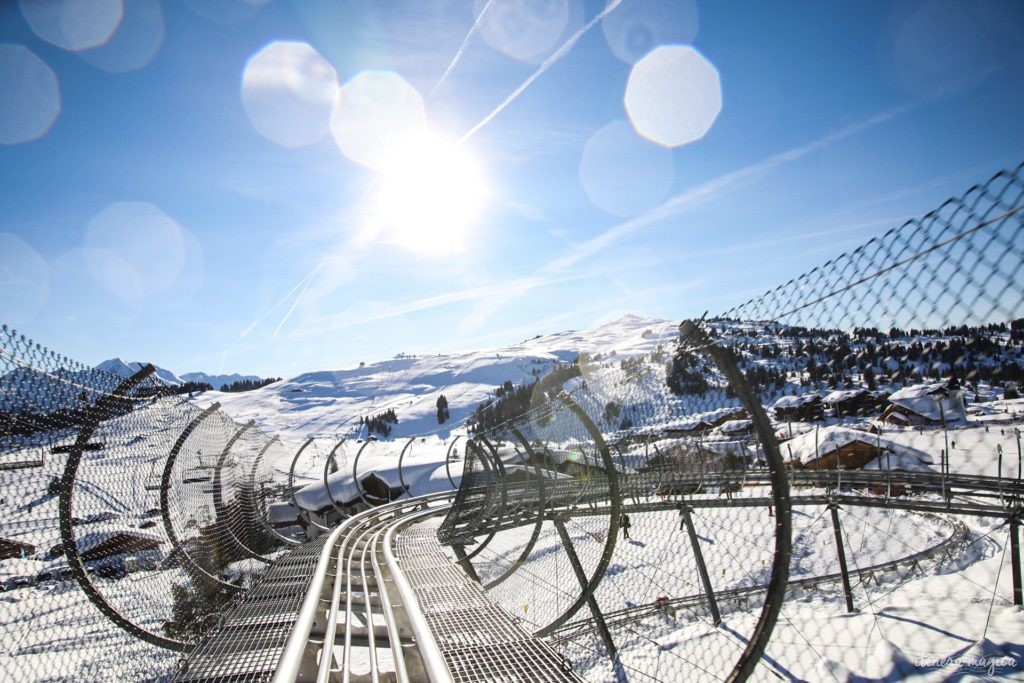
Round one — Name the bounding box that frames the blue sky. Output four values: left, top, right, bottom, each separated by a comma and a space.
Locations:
1, 0, 1023, 378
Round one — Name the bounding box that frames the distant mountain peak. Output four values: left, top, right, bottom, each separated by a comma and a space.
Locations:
95, 358, 183, 386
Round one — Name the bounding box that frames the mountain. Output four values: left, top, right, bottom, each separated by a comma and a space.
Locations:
95, 358, 184, 386
180, 371, 263, 389
189, 315, 1024, 443
192, 315, 680, 439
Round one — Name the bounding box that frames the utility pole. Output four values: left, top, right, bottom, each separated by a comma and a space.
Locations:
938, 395, 949, 499
1016, 427, 1022, 487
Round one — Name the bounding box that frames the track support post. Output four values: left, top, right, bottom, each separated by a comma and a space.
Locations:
679, 503, 721, 626
453, 544, 481, 583
553, 516, 617, 659
1010, 511, 1022, 606
828, 501, 855, 613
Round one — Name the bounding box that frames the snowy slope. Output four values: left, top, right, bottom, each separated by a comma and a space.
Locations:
191, 315, 680, 440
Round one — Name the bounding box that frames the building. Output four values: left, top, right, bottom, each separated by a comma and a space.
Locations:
783, 425, 932, 471
773, 393, 824, 421
822, 388, 885, 418
663, 407, 748, 435
784, 426, 884, 469
880, 379, 966, 425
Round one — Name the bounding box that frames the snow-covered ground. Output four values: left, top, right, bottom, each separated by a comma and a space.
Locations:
3, 314, 1023, 681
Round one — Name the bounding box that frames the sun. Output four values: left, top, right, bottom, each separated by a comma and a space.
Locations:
365, 131, 488, 257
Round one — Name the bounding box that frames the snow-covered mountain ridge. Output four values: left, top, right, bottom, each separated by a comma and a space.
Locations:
94, 361, 263, 390
191, 315, 680, 439
94, 358, 185, 386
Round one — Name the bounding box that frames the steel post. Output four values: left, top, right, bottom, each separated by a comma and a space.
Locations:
829, 502, 855, 613
554, 517, 617, 658
679, 504, 721, 626
1011, 513, 1022, 606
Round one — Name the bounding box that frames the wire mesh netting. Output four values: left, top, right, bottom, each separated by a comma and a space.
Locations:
0, 327, 290, 681
1, 163, 1023, 682
436, 163, 1024, 681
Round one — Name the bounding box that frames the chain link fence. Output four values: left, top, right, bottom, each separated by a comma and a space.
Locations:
440, 163, 1024, 681
0, 327, 288, 681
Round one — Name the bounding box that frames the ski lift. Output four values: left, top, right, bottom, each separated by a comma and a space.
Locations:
182, 469, 212, 484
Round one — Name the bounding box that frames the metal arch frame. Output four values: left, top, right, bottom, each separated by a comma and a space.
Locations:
211, 419, 271, 563
160, 402, 240, 591
248, 435, 300, 546
481, 427, 551, 591
532, 390, 623, 639
477, 436, 510, 518
59, 365, 189, 651
679, 319, 792, 683
452, 438, 504, 564
289, 437, 331, 532
443, 434, 463, 489
479, 436, 528, 528
322, 437, 350, 519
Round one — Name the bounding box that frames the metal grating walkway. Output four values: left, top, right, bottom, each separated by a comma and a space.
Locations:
173, 537, 329, 683
394, 520, 584, 682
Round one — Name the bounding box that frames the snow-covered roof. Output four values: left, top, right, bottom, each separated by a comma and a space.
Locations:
782, 425, 933, 469
822, 388, 869, 404
75, 525, 164, 556
782, 426, 872, 464
888, 383, 964, 422
718, 419, 753, 434
663, 407, 745, 431
774, 393, 821, 409
267, 502, 299, 524
862, 450, 933, 472
0, 558, 49, 581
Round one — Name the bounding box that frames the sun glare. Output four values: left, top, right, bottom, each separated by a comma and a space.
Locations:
367, 132, 488, 257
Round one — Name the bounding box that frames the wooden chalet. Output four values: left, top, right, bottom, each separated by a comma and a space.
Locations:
773, 394, 823, 421
822, 389, 885, 417
664, 408, 748, 436
784, 425, 887, 470
798, 439, 884, 470
880, 379, 966, 425
79, 532, 161, 563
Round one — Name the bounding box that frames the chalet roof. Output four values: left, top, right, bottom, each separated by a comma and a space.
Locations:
822, 388, 870, 404
783, 426, 875, 464
773, 393, 822, 409
888, 382, 965, 422
75, 525, 164, 556
783, 424, 933, 468
718, 419, 753, 434
663, 407, 746, 432
266, 501, 299, 524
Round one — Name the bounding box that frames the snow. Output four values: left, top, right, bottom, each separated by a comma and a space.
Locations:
822, 387, 869, 404
5, 315, 1024, 681
887, 382, 966, 422
774, 393, 820, 409
188, 315, 679, 440
180, 371, 263, 388
781, 425, 934, 469
95, 358, 183, 386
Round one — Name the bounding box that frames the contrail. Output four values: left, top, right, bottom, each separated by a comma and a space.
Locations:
274, 261, 323, 337
428, 0, 496, 103
543, 105, 914, 272
459, 0, 623, 145
239, 265, 321, 338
